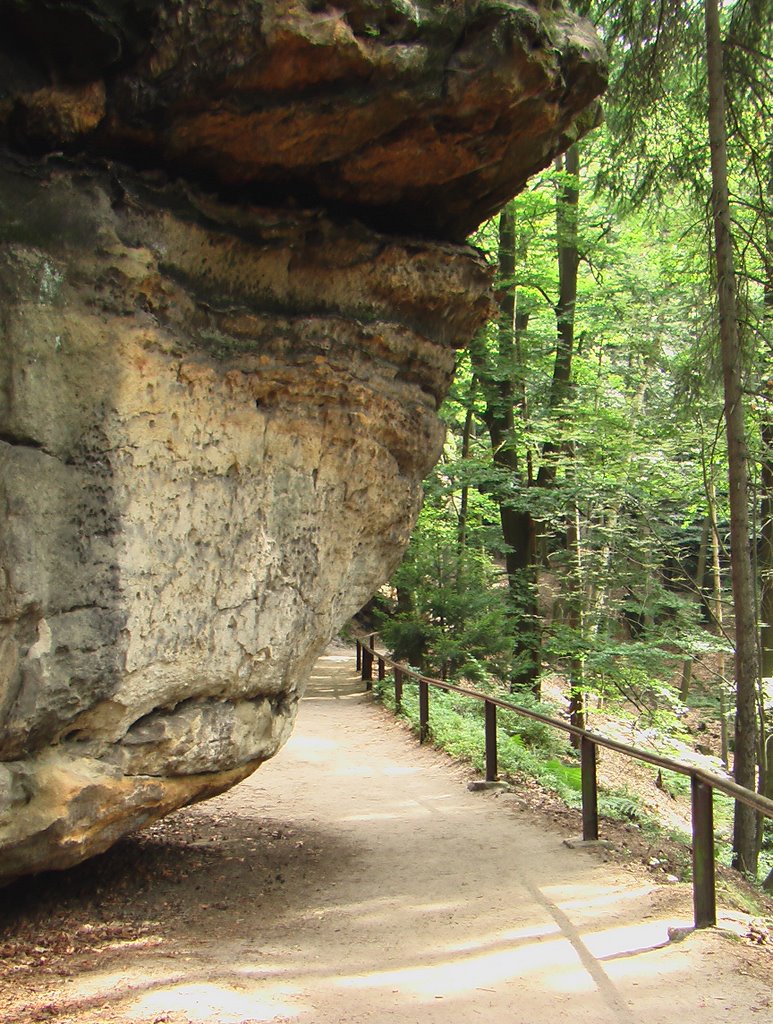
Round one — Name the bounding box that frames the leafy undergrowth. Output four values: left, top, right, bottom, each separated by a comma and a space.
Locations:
373, 672, 773, 921
376, 675, 649, 821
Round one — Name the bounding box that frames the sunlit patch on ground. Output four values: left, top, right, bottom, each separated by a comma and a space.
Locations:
2, 648, 770, 1024
334, 935, 596, 999
127, 980, 303, 1022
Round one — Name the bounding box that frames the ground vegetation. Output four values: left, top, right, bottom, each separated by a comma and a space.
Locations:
375, 0, 773, 887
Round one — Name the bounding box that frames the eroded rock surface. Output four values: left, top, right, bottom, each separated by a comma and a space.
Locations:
1, 0, 606, 238
0, 0, 606, 883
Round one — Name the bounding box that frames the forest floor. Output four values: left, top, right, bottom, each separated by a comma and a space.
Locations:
1, 643, 772, 1024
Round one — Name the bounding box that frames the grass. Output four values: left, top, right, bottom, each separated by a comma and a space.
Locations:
370, 660, 773, 917
373, 673, 651, 822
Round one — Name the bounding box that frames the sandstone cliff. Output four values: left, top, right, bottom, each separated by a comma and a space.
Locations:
0, 0, 606, 883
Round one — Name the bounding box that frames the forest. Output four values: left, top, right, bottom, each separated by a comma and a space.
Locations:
370, 0, 773, 886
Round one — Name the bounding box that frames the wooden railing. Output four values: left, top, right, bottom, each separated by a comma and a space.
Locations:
354, 634, 773, 930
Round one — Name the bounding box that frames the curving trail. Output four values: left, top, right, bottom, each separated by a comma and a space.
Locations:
2, 645, 771, 1023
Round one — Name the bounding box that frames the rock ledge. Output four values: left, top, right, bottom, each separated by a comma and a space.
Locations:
0, 0, 606, 883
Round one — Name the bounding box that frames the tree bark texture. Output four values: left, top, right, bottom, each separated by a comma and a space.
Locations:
537, 144, 580, 491
705, 0, 760, 875
760, 148, 773, 688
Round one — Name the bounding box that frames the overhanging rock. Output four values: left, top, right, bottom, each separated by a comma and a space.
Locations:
0, 0, 606, 883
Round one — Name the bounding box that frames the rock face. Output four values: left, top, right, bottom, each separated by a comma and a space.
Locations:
0, 0, 606, 883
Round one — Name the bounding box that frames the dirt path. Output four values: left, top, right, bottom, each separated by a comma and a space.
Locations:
1, 646, 771, 1024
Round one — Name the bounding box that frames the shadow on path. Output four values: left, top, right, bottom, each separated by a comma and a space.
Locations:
2, 647, 770, 1024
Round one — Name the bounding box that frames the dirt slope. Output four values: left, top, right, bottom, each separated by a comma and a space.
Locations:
1, 646, 771, 1024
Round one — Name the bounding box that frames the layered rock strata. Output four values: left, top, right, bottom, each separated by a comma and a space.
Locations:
0, 0, 606, 883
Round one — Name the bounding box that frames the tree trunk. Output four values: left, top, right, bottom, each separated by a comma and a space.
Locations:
566, 492, 585, 747
705, 0, 760, 875
761, 419, 772, 685
708, 483, 731, 768
537, 144, 580, 491
470, 204, 540, 692
681, 516, 710, 700
759, 146, 772, 693
457, 374, 477, 554
757, 146, 773, 815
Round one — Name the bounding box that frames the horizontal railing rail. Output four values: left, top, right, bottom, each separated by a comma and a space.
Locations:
353, 633, 773, 931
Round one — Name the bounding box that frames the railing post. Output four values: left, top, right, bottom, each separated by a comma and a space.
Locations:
394, 667, 403, 712
691, 774, 717, 928
355, 640, 361, 671
419, 679, 429, 743
485, 700, 497, 782
362, 644, 373, 689
378, 656, 385, 681
581, 735, 599, 841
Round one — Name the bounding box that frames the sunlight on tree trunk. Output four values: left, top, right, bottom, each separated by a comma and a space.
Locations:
709, 478, 730, 769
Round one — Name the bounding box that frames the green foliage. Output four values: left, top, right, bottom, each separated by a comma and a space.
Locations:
381, 133, 745, 715
372, 0, 773, 878
374, 672, 578, 800
597, 791, 645, 824
542, 759, 582, 792
372, 674, 650, 821
497, 699, 561, 752
376, 486, 515, 686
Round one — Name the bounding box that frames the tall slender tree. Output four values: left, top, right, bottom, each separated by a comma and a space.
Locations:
581, 0, 770, 876
705, 0, 760, 874
470, 203, 540, 690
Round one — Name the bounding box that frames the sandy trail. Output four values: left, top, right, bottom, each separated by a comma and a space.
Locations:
2, 646, 771, 1023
